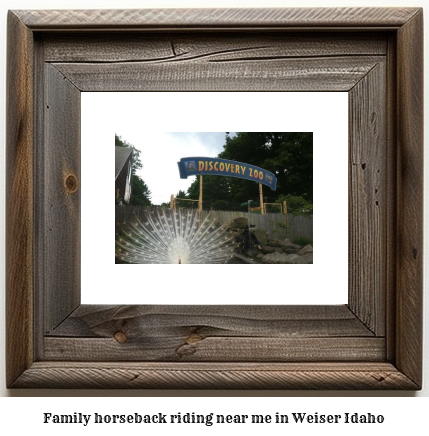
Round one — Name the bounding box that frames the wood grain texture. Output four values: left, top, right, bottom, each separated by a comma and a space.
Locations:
14, 8, 420, 29
42, 34, 387, 63
33, 38, 46, 361
44, 305, 380, 362
385, 34, 398, 363
44, 337, 385, 362
395, 10, 423, 388
48, 305, 375, 338
348, 61, 386, 336
43, 64, 81, 332
52, 56, 383, 92
6, 11, 35, 388
11, 362, 419, 390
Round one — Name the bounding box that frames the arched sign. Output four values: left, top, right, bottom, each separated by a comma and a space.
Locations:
177, 157, 277, 190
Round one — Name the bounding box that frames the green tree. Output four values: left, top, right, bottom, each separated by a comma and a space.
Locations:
261, 132, 313, 202
130, 176, 152, 206
219, 132, 313, 203
115, 134, 151, 205
174, 190, 195, 208
187, 132, 313, 209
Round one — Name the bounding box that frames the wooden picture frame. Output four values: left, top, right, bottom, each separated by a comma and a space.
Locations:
6, 7, 423, 389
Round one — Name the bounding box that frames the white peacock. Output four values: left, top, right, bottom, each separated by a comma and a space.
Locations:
116, 209, 236, 264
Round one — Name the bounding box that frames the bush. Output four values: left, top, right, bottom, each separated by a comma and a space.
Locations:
276, 194, 313, 216
292, 236, 313, 246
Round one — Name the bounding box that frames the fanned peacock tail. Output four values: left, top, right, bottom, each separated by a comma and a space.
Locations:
116, 209, 237, 264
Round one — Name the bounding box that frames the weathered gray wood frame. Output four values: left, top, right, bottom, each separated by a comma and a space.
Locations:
6, 8, 423, 389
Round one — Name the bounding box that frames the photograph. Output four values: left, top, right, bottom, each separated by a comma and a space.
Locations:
114, 132, 313, 265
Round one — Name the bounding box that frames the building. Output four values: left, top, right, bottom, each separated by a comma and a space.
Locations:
115, 146, 133, 204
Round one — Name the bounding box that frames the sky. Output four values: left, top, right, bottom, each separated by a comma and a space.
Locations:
117, 131, 233, 205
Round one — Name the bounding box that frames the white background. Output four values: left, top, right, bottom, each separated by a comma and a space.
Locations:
81, 92, 348, 305
0, 0, 428, 429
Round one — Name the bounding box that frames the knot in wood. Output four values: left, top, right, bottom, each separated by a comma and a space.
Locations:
65, 174, 78, 193
114, 331, 128, 343
186, 333, 203, 344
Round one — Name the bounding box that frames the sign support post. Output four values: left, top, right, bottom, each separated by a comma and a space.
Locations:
283, 199, 288, 231
259, 183, 265, 215
198, 175, 203, 228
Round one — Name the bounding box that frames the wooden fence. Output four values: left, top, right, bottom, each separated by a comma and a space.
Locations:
116, 206, 313, 242
201, 210, 312, 241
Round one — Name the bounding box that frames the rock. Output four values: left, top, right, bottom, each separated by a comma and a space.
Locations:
233, 217, 249, 228
241, 247, 260, 257
261, 245, 276, 254
298, 244, 313, 255
274, 247, 283, 253
253, 229, 268, 246
262, 252, 299, 264
267, 239, 279, 247
278, 240, 301, 249
282, 248, 300, 254
294, 253, 313, 264
223, 217, 248, 229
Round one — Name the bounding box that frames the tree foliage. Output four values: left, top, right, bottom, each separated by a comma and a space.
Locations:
130, 175, 152, 206
174, 190, 195, 208
115, 134, 142, 173
115, 134, 151, 206
183, 132, 312, 211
